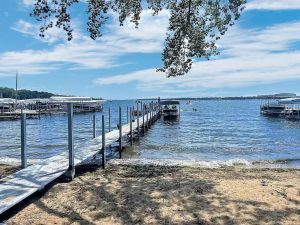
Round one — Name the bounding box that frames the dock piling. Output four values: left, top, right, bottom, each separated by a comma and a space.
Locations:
67, 103, 75, 180
127, 106, 129, 124
150, 102, 152, 126
108, 107, 111, 132
152, 101, 154, 124
21, 112, 27, 169
130, 107, 133, 145
146, 105, 149, 129
132, 106, 135, 121
142, 104, 145, 135
119, 106, 122, 159
137, 101, 140, 139
93, 114, 96, 138
102, 115, 106, 169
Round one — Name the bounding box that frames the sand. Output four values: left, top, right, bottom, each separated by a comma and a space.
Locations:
0, 164, 20, 181
5, 164, 300, 225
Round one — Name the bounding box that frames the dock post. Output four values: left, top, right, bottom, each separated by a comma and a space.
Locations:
119, 106, 122, 159
158, 100, 161, 117
140, 101, 143, 118
130, 107, 133, 145
146, 104, 149, 128
153, 102, 156, 122
152, 101, 154, 124
67, 103, 75, 180
102, 115, 106, 169
142, 104, 145, 135
153, 102, 156, 121
137, 101, 140, 139
21, 112, 27, 169
132, 106, 135, 121
127, 106, 129, 124
150, 102, 153, 125
93, 114, 96, 138
108, 107, 111, 132
155, 102, 158, 120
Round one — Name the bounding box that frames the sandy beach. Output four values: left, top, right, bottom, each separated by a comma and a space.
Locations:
0, 164, 19, 181
5, 161, 300, 225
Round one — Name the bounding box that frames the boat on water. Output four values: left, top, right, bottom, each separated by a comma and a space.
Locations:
260, 98, 300, 120
0, 96, 105, 120
159, 100, 180, 118
260, 102, 287, 117
278, 98, 300, 120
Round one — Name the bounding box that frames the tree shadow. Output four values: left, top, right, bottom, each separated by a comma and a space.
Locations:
5, 165, 300, 225
0, 164, 20, 182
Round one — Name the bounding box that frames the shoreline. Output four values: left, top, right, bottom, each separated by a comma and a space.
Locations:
1, 157, 300, 171
111, 158, 300, 169
5, 162, 300, 225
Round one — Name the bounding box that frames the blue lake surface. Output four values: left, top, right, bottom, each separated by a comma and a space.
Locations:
1, 99, 300, 167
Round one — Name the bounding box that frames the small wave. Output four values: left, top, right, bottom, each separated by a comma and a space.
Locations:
115, 157, 300, 169
252, 158, 300, 169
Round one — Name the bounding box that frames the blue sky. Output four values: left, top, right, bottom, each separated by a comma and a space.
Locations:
0, 0, 300, 99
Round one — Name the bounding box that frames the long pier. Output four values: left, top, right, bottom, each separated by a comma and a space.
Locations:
0, 101, 160, 216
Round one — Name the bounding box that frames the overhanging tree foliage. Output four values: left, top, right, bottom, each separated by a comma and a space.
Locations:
31, 0, 246, 77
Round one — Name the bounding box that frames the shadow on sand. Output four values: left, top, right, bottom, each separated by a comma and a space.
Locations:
4, 165, 300, 225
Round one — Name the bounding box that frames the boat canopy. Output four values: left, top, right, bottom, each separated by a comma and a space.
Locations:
159, 100, 180, 105
50, 96, 92, 102
278, 98, 300, 104
50, 96, 105, 104
0, 98, 15, 104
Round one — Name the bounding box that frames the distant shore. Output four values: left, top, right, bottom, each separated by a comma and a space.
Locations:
5, 161, 300, 225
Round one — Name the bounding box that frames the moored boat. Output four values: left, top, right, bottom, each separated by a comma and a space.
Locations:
260, 98, 300, 120
159, 100, 180, 118
260, 103, 286, 117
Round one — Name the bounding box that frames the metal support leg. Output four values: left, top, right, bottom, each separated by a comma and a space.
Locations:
102, 115, 106, 169
130, 107, 133, 145
21, 113, 27, 169
93, 114, 96, 138
67, 103, 75, 180
119, 107, 122, 159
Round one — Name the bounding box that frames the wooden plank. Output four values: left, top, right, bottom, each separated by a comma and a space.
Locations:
0, 112, 155, 215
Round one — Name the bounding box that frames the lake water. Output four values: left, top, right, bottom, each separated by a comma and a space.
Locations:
1, 100, 300, 168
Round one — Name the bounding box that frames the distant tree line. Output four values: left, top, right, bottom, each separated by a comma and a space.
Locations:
0, 87, 55, 99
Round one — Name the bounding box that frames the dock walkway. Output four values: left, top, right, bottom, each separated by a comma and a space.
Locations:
0, 111, 158, 216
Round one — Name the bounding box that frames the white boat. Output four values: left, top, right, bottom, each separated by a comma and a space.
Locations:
260, 98, 300, 120
260, 102, 286, 117
279, 98, 300, 120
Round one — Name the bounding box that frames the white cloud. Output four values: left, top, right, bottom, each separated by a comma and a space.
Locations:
22, 0, 35, 6
94, 20, 300, 94
1, 10, 169, 76
246, 0, 300, 11
11, 19, 81, 44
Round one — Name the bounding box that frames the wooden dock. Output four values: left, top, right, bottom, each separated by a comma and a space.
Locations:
0, 103, 160, 216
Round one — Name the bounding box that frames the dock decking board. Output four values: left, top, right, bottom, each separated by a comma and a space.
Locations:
0, 112, 157, 215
